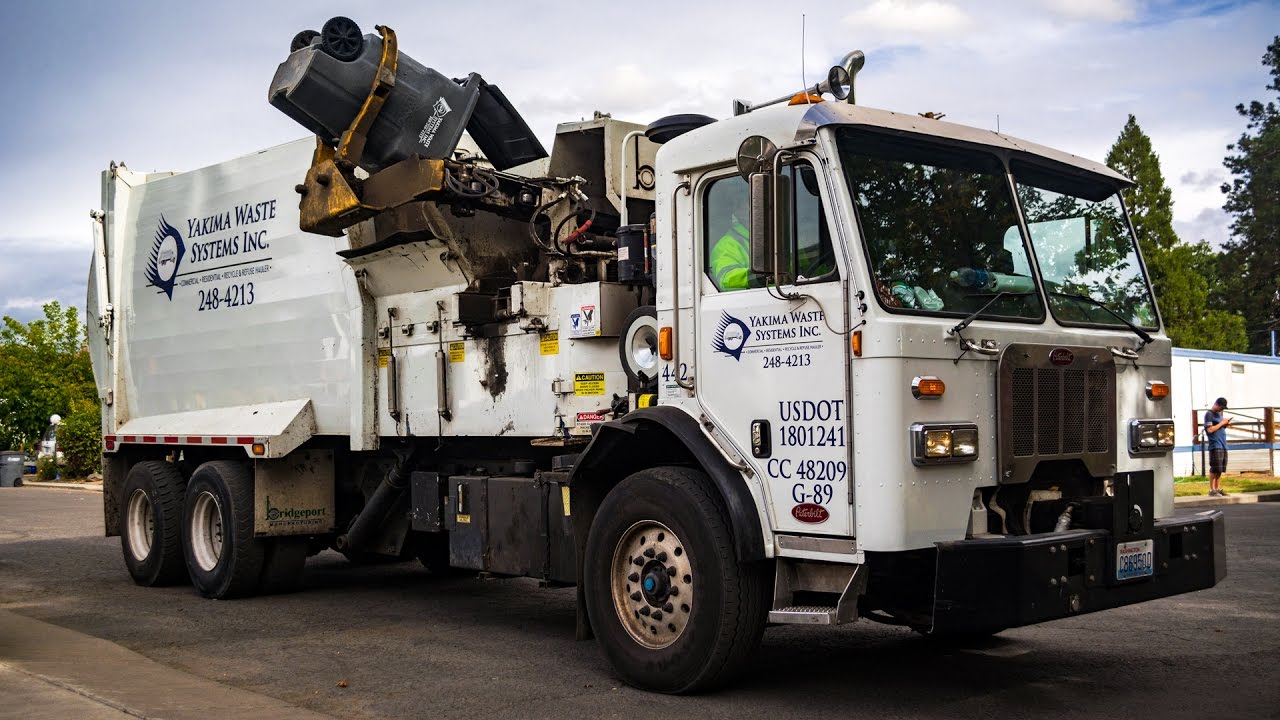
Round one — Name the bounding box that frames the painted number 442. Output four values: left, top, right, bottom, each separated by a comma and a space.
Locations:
661, 363, 688, 382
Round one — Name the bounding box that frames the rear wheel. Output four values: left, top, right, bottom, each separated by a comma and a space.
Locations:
182, 461, 265, 599
120, 461, 188, 586
583, 466, 769, 693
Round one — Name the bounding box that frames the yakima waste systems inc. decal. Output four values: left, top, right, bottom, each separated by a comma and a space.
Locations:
143, 200, 278, 311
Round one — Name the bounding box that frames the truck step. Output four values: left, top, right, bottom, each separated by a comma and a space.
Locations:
768, 605, 839, 625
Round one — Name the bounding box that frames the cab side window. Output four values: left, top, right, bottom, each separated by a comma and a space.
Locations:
791, 162, 837, 282
703, 163, 837, 293
704, 175, 760, 292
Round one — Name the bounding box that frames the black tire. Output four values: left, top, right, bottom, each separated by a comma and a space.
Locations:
319, 16, 364, 62
257, 538, 308, 595
120, 460, 189, 587
583, 466, 769, 693
618, 306, 659, 392
182, 461, 266, 599
290, 29, 319, 53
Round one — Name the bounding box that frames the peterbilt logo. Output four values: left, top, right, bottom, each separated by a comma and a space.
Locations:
1049, 348, 1075, 366
791, 503, 829, 524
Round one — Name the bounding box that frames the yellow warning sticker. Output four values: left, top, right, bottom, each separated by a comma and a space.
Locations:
561, 486, 571, 516
539, 331, 559, 356
574, 372, 606, 396
456, 513, 471, 525
448, 341, 465, 363
377, 348, 390, 368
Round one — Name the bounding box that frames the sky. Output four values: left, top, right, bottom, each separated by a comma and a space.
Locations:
0, 0, 1274, 323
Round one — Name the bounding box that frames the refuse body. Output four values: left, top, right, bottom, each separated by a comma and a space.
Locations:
267, 16, 546, 173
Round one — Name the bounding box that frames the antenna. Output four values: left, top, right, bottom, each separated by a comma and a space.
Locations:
801, 14, 811, 105
997, 114, 1001, 133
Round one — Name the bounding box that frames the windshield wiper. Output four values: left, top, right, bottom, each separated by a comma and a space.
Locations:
1049, 291, 1153, 348
950, 291, 1036, 336
948, 291, 1036, 363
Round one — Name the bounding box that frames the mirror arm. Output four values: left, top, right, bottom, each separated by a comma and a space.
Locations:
669, 180, 694, 390
772, 150, 801, 300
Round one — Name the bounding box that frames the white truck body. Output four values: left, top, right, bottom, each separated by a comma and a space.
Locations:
90, 21, 1224, 692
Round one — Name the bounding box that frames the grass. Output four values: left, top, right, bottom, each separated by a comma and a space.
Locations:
1173, 474, 1280, 497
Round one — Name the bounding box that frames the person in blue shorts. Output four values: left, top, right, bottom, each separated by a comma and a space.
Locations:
1203, 397, 1232, 496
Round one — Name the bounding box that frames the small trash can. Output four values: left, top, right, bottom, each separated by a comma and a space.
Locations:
0, 451, 25, 487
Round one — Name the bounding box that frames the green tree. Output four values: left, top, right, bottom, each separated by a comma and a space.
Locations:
58, 399, 103, 477
1105, 115, 1248, 351
0, 302, 98, 451
1221, 36, 1280, 355
1106, 114, 1180, 255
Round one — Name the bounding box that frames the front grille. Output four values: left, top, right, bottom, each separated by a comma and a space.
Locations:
999, 345, 1116, 483
1087, 369, 1110, 452
1062, 370, 1086, 453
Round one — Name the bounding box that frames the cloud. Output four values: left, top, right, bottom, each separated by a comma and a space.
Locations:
843, 0, 973, 38
0, 240, 91, 323
1174, 207, 1233, 249
1039, 0, 1140, 23
1179, 169, 1226, 191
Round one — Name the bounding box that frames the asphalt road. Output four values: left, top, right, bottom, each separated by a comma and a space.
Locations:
1, 487, 1277, 719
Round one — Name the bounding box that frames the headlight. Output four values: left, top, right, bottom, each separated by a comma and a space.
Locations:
1129, 419, 1175, 454
951, 428, 979, 457
911, 423, 979, 465
925, 430, 952, 457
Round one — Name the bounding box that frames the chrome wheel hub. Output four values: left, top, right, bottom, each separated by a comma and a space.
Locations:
125, 489, 154, 562
611, 520, 694, 649
190, 491, 224, 572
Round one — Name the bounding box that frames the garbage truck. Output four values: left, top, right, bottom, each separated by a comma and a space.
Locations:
88, 16, 1225, 693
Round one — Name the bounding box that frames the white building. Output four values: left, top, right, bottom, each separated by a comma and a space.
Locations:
1171, 347, 1280, 476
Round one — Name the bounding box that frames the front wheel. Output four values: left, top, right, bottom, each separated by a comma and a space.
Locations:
583, 466, 769, 693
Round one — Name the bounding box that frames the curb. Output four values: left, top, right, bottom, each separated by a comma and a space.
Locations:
19, 481, 103, 492
1175, 489, 1280, 508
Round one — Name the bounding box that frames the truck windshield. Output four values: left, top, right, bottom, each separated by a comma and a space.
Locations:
837, 129, 1043, 322
1011, 160, 1158, 329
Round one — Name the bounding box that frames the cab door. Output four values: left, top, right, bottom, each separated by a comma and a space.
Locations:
694, 161, 852, 536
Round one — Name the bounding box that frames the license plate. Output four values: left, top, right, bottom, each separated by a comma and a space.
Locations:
1116, 539, 1154, 581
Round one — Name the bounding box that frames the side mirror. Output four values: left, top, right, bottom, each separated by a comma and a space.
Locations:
749, 171, 792, 282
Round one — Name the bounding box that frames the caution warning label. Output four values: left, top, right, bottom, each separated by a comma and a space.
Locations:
448, 341, 465, 363
539, 331, 559, 356
574, 372, 606, 396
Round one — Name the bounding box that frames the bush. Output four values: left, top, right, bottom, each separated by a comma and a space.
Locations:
36, 456, 58, 481
58, 402, 102, 478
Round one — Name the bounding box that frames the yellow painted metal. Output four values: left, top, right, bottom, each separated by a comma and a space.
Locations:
337, 24, 399, 167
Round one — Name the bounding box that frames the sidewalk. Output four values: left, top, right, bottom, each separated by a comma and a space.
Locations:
18, 480, 102, 492
1175, 489, 1280, 508
0, 609, 331, 720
